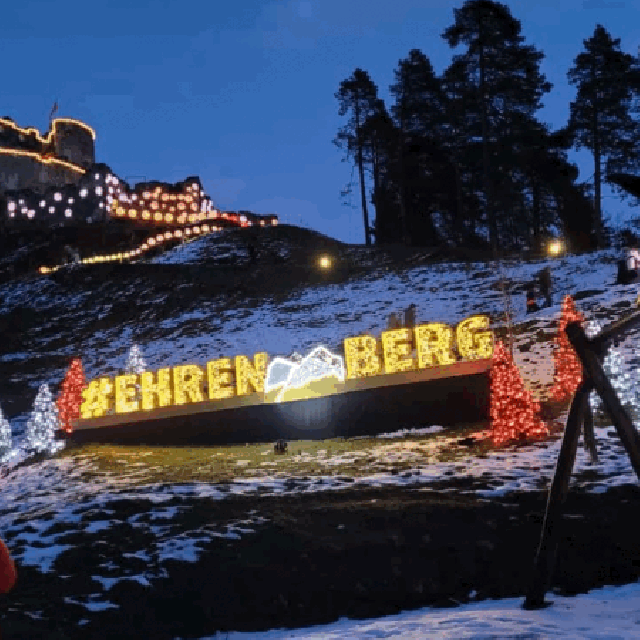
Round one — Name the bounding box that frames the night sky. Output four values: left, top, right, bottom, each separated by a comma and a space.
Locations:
2, 0, 639, 243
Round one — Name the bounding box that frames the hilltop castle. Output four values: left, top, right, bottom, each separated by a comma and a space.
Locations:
0, 114, 277, 231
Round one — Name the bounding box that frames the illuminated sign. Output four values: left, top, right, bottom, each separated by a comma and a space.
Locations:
79, 314, 493, 420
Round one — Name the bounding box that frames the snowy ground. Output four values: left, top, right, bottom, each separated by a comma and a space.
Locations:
2, 240, 640, 636
212, 580, 640, 639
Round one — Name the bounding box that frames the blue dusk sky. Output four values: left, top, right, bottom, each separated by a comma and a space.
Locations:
1, 0, 639, 244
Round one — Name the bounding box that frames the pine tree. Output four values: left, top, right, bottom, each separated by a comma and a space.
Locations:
24, 384, 60, 455
567, 25, 640, 247
334, 69, 380, 246
442, 0, 552, 251
490, 340, 548, 446
0, 405, 11, 461
57, 359, 86, 433
390, 49, 448, 246
126, 344, 146, 374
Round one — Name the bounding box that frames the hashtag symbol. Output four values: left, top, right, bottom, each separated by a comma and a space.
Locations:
80, 378, 113, 418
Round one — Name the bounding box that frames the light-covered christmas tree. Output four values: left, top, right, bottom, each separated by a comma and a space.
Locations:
587, 319, 639, 421
57, 358, 86, 433
0, 405, 11, 462
550, 295, 584, 401
125, 344, 147, 375
490, 340, 549, 446
24, 384, 62, 455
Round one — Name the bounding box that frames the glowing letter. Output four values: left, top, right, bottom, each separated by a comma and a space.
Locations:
344, 335, 382, 379
173, 364, 205, 405
207, 358, 236, 400
456, 314, 494, 360
80, 377, 113, 419
381, 328, 416, 374
140, 368, 172, 410
235, 352, 268, 396
415, 323, 456, 368
115, 374, 139, 413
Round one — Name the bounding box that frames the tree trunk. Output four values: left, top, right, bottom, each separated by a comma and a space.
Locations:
372, 139, 380, 243
355, 103, 371, 246
594, 144, 602, 248
479, 35, 496, 255
532, 180, 541, 253
397, 131, 410, 246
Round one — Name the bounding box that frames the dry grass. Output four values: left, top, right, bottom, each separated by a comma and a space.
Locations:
57, 421, 497, 487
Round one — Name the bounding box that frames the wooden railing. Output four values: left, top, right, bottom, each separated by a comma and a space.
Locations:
524, 305, 640, 609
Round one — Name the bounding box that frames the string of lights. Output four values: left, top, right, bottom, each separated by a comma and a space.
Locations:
38, 222, 223, 274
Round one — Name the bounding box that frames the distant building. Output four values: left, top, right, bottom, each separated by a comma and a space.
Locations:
3, 162, 124, 226
0, 114, 278, 230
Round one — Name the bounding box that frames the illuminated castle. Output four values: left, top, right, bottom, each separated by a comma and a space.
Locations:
1, 114, 278, 231
110, 178, 278, 228
0, 116, 95, 190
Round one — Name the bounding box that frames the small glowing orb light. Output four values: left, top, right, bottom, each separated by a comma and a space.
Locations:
318, 255, 332, 269
547, 238, 564, 257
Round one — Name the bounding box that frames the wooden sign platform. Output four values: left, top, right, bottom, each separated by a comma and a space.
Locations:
67, 358, 492, 446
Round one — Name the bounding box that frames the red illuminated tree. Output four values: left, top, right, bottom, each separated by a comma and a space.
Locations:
57, 358, 86, 433
491, 340, 549, 446
550, 295, 584, 401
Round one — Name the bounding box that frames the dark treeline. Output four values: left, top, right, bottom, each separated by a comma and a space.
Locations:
335, 1, 640, 254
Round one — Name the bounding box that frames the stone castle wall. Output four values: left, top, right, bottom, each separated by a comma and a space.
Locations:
0, 117, 95, 195
0, 153, 84, 194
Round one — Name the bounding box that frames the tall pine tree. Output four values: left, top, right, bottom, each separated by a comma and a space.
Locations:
442, 0, 551, 252
567, 24, 640, 247
335, 69, 380, 246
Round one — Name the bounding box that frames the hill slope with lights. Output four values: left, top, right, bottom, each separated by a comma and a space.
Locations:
2, 234, 640, 638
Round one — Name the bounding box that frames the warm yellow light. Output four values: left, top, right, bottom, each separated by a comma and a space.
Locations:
173, 364, 204, 405
344, 335, 382, 379
456, 315, 493, 360
235, 353, 268, 395
547, 239, 564, 256
0, 148, 86, 173
318, 255, 332, 269
381, 328, 415, 374
115, 374, 139, 414
80, 378, 113, 419
140, 369, 172, 410
207, 358, 236, 400
415, 323, 456, 367
0, 116, 96, 142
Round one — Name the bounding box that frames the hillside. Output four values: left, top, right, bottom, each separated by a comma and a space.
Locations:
2, 227, 640, 638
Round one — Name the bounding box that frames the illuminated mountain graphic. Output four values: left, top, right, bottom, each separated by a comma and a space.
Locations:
264, 347, 345, 402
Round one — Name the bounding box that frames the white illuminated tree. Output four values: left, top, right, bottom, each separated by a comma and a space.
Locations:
0, 405, 11, 462
125, 344, 147, 374
24, 384, 61, 455
587, 320, 640, 420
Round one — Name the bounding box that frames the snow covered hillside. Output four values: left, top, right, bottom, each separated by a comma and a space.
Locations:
2, 229, 640, 638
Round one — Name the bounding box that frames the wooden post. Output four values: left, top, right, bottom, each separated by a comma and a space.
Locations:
524, 381, 589, 609
566, 322, 640, 481
581, 387, 598, 465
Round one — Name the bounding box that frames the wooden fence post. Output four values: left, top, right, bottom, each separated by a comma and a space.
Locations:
566, 322, 640, 481
523, 381, 589, 609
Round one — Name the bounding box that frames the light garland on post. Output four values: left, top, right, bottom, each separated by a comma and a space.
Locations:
56, 358, 86, 433
550, 296, 584, 401
490, 340, 549, 446
24, 384, 61, 455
